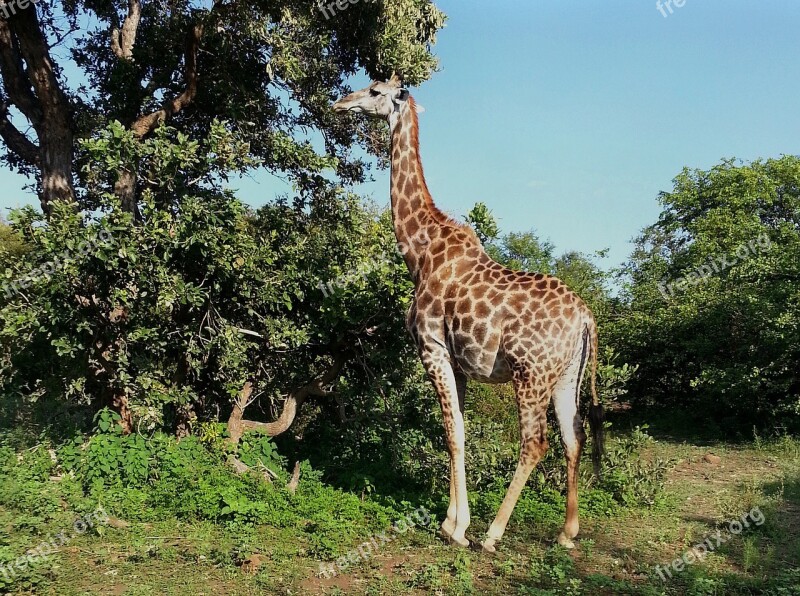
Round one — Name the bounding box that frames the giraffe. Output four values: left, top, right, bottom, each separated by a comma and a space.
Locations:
333, 75, 605, 552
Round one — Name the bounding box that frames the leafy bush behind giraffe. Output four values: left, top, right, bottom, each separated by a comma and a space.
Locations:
611, 156, 800, 433
1, 118, 660, 508
0, 136, 659, 540
0, 125, 414, 442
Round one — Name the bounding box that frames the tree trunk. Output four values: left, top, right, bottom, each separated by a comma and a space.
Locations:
174, 403, 196, 439
112, 392, 133, 434
114, 168, 141, 219
38, 129, 76, 211
1, 3, 76, 212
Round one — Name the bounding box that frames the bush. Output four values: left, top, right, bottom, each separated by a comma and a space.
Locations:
595, 425, 670, 508
50, 411, 395, 558
614, 157, 800, 430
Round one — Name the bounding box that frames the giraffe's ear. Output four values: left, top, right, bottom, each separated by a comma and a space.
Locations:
415, 103, 426, 114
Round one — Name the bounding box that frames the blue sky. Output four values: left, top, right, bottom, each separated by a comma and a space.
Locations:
2, 0, 799, 268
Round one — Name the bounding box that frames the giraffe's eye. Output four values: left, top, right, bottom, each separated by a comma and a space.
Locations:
369, 89, 381, 97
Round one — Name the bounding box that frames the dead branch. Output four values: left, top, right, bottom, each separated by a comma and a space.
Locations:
226, 380, 253, 445
287, 461, 300, 494
226, 455, 273, 484
238, 328, 266, 340
226, 351, 348, 442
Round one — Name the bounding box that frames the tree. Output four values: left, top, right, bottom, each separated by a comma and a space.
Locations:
614, 157, 800, 430
0, 0, 447, 434
0, 177, 416, 437
0, 216, 27, 258
466, 202, 500, 244
0, 0, 446, 214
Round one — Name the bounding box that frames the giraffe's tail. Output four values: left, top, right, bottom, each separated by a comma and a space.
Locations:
585, 317, 605, 479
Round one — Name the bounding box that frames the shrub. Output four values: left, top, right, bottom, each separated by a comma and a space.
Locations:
52, 412, 397, 559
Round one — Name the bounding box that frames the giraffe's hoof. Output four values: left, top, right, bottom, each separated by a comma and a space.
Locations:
557, 532, 576, 550
448, 534, 471, 549
480, 539, 497, 554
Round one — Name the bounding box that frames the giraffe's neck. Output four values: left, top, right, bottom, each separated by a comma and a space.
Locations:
390, 98, 441, 280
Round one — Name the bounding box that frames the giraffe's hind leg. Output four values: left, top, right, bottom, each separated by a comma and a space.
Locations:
552, 338, 590, 549
441, 372, 467, 540
481, 371, 553, 554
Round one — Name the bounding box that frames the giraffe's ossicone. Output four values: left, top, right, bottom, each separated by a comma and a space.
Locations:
334, 75, 605, 553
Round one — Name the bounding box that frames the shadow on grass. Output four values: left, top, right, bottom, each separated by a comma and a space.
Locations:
272, 401, 449, 514
0, 393, 93, 448
759, 471, 800, 571
606, 404, 773, 447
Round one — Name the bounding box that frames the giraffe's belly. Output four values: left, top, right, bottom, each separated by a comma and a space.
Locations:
459, 355, 513, 384
447, 327, 513, 384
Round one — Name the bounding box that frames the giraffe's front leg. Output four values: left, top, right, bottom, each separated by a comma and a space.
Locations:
420, 345, 470, 548
441, 371, 468, 539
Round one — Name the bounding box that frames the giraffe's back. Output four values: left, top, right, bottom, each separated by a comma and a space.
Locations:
414, 243, 591, 385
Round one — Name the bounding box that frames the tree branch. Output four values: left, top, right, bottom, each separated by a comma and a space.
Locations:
110, 0, 141, 61
226, 351, 349, 442
0, 100, 39, 165
0, 18, 42, 123
130, 22, 204, 137
6, 6, 70, 132
1, 3, 75, 209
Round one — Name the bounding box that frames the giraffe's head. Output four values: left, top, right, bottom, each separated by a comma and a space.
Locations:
333, 74, 422, 128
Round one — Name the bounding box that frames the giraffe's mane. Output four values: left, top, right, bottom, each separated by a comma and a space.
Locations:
407, 97, 480, 244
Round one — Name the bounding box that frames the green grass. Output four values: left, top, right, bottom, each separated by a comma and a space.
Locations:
1, 429, 798, 594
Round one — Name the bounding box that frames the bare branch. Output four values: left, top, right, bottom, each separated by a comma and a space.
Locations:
110, 0, 141, 61
226, 351, 349, 442
0, 18, 42, 123
131, 23, 204, 137
238, 328, 266, 340
0, 100, 39, 165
